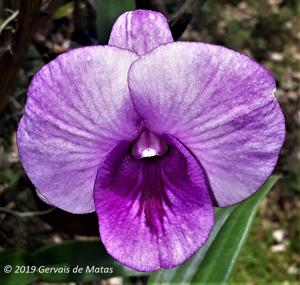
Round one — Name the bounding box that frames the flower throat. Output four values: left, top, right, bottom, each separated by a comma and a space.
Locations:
132, 131, 168, 159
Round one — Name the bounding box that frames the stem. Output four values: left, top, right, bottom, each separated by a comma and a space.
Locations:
0, 10, 19, 35
0, 206, 54, 218
0, 0, 41, 112
169, 0, 205, 40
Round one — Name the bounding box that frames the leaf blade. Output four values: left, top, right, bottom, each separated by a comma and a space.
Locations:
191, 175, 279, 284
33, 240, 142, 283
148, 207, 236, 285
148, 176, 278, 285
0, 249, 38, 285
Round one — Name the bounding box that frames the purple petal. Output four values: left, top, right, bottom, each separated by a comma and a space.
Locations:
128, 42, 285, 207
93, 135, 214, 271
17, 46, 139, 213
109, 10, 173, 55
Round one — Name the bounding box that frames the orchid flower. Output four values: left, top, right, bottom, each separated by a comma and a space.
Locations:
17, 10, 285, 272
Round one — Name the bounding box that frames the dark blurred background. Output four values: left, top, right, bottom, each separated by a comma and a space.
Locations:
0, 0, 299, 284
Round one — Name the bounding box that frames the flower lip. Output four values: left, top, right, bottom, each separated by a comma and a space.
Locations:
131, 130, 168, 159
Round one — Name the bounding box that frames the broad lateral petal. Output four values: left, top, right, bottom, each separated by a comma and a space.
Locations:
93, 135, 214, 272
109, 10, 173, 55
17, 46, 140, 213
128, 42, 285, 207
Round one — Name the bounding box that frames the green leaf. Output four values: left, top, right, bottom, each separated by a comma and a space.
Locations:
33, 240, 142, 283
96, 0, 135, 44
0, 249, 38, 285
148, 176, 279, 285
192, 175, 279, 284
148, 207, 235, 285
53, 3, 74, 20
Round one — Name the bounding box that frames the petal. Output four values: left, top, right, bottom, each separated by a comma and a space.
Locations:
93, 135, 214, 271
17, 46, 139, 213
108, 10, 173, 55
128, 42, 285, 207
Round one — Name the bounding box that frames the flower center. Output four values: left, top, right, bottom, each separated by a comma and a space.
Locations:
132, 131, 168, 159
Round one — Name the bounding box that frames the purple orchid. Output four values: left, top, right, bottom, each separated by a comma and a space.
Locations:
17, 10, 285, 272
